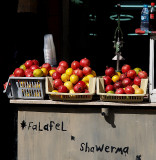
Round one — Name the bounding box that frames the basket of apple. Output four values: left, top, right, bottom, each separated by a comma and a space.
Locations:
45, 58, 96, 101
3, 59, 56, 100
96, 64, 148, 102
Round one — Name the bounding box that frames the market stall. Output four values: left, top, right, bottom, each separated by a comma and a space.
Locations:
3, 1, 156, 160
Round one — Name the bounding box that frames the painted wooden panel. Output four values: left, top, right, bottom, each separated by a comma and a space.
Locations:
18, 107, 156, 160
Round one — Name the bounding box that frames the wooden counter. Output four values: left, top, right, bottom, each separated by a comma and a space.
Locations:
10, 99, 156, 107
12, 99, 156, 160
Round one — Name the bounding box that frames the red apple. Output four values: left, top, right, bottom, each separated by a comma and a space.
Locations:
127, 70, 137, 79
105, 85, 114, 93
14, 68, 25, 77
138, 71, 148, 79
115, 88, 125, 94
103, 76, 112, 85
134, 76, 141, 86
125, 86, 135, 94
24, 60, 33, 69
42, 63, 51, 71
121, 64, 131, 73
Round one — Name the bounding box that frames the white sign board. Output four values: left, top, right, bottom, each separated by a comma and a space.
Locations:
18, 108, 156, 160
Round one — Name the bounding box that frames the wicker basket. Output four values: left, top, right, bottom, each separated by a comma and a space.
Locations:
45, 77, 96, 101
3, 77, 45, 99
96, 77, 148, 102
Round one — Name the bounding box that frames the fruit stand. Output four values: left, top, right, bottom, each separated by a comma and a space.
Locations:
4, 33, 156, 159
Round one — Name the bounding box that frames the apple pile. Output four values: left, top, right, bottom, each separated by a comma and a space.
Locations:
50, 58, 96, 93
103, 64, 148, 94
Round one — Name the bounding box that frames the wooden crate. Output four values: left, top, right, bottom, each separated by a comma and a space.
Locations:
96, 77, 148, 102
45, 77, 96, 101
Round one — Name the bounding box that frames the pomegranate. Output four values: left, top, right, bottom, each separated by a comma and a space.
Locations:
82, 66, 92, 76
9, 74, 15, 77
103, 76, 112, 85
105, 85, 114, 93
24, 60, 33, 69
53, 79, 63, 89
115, 88, 125, 94
127, 70, 137, 79
56, 66, 66, 74
74, 84, 84, 93
59, 61, 69, 70
32, 59, 39, 66
58, 85, 68, 93
25, 72, 34, 77
134, 76, 141, 86
52, 71, 61, 80
42, 63, 51, 71
25, 69, 32, 75
113, 81, 123, 90
125, 86, 135, 94
121, 64, 131, 73
14, 68, 25, 77
84, 89, 89, 93
77, 81, 86, 89
71, 61, 80, 70
138, 71, 148, 79
80, 58, 90, 67
30, 65, 39, 72
51, 67, 57, 70
73, 69, 83, 79
122, 78, 132, 87
105, 67, 115, 77
119, 73, 127, 81
3, 82, 8, 90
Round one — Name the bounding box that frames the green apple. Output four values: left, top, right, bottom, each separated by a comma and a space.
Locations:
134, 67, 142, 75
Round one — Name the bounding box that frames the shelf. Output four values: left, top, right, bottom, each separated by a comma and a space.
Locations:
128, 32, 156, 36
128, 33, 148, 36
10, 99, 156, 107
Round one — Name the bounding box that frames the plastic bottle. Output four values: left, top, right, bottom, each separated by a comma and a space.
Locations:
149, 2, 156, 31
140, 4, 149, 32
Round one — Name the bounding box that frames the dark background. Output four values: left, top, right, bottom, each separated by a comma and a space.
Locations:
1, 0, 153, 159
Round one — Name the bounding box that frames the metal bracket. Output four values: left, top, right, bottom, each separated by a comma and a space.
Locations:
101, 108, 109, 116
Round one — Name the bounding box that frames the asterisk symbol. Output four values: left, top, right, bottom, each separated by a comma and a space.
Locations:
21, 120, 27, 130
